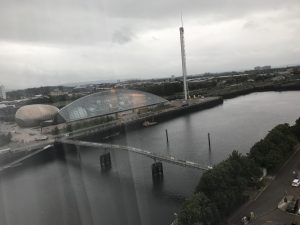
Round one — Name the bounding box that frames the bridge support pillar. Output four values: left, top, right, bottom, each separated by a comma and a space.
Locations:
100, 152, 111, 171
152, 162, 163, 178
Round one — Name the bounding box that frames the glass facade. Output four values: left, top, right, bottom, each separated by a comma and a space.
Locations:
56, 89, 167, 122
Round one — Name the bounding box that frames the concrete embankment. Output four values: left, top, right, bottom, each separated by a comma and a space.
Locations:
80, 97, 223, 141
123, 97, 223, 129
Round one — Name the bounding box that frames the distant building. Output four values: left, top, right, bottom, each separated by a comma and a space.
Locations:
286, 68, 295, 75
262, 65, 271, 70
0, 104, 16, 121
72, 86, 90, 94
271, 75, 285, 81
254, 66, 261, 70
254, 65, 271, 70
0, 85, 6, 100
49, 88, 68, 96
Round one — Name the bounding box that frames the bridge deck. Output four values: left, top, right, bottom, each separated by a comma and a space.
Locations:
60, 139, 209, 171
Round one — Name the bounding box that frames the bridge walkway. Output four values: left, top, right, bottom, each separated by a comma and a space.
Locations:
60, 139, 209, 171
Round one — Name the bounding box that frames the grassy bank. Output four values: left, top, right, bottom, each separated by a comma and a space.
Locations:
178, 117, 300, 225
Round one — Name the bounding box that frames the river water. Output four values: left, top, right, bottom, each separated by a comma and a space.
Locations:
1, 91, 300, 225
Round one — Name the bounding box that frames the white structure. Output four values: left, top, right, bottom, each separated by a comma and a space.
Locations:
15, 104, 59, 127
179, 25, 188, 100
0, 85, 6, 100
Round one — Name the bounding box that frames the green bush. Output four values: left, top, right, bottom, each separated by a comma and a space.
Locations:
51, 127, 60, 135
292, 117, 300, 140
249, 123, 297, 172
66, 125, 73, 132
178, 193, 220, 225
0, 132, 12, 147
195, 151, 261, 217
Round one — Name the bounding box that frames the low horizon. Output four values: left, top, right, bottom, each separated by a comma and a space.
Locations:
1, 0, 300, 90
5, 62, 300, 91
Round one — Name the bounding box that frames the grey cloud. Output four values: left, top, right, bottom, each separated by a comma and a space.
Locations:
1, 0, 299, 45
103, 0, 299, 21
243, 20, 258, 29
0, 0, 300, 89
112, 28, 135, 44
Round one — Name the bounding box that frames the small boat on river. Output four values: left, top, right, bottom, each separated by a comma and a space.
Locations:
142, 121, 158, 127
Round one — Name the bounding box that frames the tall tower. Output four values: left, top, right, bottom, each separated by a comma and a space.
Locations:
179, 24, 188, 100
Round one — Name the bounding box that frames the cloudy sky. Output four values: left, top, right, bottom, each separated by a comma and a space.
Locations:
0, 0, 300, 89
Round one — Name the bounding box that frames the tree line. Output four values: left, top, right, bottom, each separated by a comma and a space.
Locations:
130, 81, 217, 98
52, 116, 115, 135
0, 133, 12, 147
178, 117, 300, 225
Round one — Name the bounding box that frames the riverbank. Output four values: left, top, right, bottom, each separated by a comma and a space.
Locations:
65, 96, 223, 140
165, 80, 300, 101
186, 81, 300, 99
0, 96, 223, 169
208, 82, 300, 99
177, 118, 300, 225
227, 144, 300, 225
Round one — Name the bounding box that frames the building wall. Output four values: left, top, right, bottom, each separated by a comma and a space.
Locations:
0, 85, 6, 100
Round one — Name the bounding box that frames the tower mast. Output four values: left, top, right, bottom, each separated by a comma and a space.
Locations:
179, 16, 188, 100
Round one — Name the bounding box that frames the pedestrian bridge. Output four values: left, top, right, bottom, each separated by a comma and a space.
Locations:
59, 139, 209, 171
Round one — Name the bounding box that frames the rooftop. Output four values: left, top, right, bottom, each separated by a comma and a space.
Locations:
56, 89, 168, 123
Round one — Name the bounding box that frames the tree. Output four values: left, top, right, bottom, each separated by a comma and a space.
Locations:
66, 124, 73, 132
0, 132, 12, 147
52, 127, 60, 135
6, 132, 12, 141
179, 121, 298, 225
292, 117, 300, 140
196, 150, 262, 216
249, 123, 297, 172
178, 193, 220, 225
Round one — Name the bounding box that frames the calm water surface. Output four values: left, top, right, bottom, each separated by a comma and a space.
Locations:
1, 91, 300, 225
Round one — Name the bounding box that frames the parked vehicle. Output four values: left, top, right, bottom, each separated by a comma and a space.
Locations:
142, 121, 158, 127
292, 179, 300, 187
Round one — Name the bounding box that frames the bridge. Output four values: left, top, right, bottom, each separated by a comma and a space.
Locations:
59, 139, 210, 171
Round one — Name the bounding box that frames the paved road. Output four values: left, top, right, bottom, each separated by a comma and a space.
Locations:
228, 147, 300, 225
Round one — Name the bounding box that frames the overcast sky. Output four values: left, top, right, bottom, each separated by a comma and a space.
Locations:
0, 0, 300, 89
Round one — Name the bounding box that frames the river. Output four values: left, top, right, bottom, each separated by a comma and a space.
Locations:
0, 91, 300, 225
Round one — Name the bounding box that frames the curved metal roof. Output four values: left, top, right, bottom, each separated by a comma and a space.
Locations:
15, 104, 59, 127
57, 89, 167, 122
